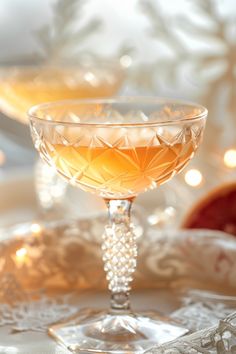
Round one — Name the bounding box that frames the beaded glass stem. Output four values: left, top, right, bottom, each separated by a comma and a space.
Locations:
103, 199, 137, 311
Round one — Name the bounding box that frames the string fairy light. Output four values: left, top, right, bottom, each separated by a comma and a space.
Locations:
184, 169, 203, 187
15, 247, 28, 266
224, 149, 236, 168
30, 223, 42, 235
16, 247, 27, 258
120, 55, 132, 68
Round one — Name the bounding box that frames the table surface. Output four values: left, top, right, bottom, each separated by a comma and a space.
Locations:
0, 289, 181, 354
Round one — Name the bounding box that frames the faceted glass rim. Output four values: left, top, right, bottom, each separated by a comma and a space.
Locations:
28, 97, 208, 128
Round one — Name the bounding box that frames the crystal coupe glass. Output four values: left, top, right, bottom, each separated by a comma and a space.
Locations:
29, 98, 207, 353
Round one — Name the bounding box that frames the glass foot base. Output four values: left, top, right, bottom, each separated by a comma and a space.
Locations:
49, 309, 188, 353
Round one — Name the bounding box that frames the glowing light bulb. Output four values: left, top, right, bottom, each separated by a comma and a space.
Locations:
224, 149, 236, 168
185, 169, 203, 187
30, 223, 42, 234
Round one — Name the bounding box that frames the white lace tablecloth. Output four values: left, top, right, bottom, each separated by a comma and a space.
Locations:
1, 217, 236, 353
1, 291, 236, 354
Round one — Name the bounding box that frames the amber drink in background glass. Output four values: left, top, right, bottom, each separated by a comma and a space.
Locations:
0, 65, 123, 124
0, 64, 123, 211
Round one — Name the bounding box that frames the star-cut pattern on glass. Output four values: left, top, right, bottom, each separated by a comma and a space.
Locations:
32, 119, 204, 198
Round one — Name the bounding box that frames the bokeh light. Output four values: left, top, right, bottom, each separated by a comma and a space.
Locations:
184, 169, 203, 187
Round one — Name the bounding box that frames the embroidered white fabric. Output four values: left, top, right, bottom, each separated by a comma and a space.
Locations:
149, 312, 236, 354
1, 217, 236, 352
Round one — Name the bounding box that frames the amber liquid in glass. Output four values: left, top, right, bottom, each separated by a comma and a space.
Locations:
0, 67, 122, 124
50, 140, 196, 198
